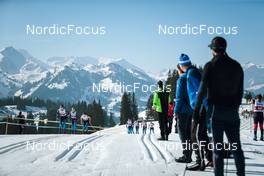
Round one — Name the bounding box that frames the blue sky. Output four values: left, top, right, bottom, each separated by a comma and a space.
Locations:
0, 0, 263, 71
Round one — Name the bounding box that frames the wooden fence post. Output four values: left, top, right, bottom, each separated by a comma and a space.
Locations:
5, 116, 9, 135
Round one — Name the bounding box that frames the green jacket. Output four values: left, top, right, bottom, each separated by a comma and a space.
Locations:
153, 89, 171, 113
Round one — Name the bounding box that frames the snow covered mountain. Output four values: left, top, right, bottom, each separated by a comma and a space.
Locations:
242, 62, 264, 94
0, 47, 156, 113
147, 68, 170, 81
1, 46, 263, 114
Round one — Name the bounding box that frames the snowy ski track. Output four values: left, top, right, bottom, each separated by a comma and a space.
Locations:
0, 118, 264, 176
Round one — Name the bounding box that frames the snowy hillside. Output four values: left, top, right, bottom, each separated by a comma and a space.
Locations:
0, 118, 263, 176
147, 68, 170, 81
0, 47, 156, 113
242, 62, 264, 94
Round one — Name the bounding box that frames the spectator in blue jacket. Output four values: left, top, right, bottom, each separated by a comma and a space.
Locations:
174, 64, 193, 163
176, 54, 213, 170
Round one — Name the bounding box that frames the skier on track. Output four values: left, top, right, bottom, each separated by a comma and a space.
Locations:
134, 120, 140, 134
126, 119, 133, 134
253, 94, 264, 141
149, 121, 154, 134
142, 120, 147, 134
57, 105, 67, 134
193, 37, 245, 176
81, 112, 91, 134
70, 107, 77, 134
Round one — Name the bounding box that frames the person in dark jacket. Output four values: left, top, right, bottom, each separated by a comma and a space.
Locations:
193, 36, 245, 176
174, 64, 193, 163
18, 111, 25, 134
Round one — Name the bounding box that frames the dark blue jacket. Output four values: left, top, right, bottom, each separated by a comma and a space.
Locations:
174, 73, 193, 116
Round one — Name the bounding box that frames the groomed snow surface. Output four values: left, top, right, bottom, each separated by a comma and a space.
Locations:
0, 118, 263, 176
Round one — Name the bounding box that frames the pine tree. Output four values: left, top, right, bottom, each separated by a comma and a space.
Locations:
131, 92, 138, 121
109, 112, 116, 127
120, 92, 133, 125
244, 90, 254, 103
166, 69, 179, 101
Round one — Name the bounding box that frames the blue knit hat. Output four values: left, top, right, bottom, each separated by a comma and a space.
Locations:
178, 53, 191, 66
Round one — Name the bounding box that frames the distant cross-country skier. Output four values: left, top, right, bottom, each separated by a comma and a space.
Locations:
253, 94, 264, 141
126, 119, 133, 134
81, 112, 91, 134
134, 120, 140, 134
149, 121, 154, 134
70, 107, 77, 134
152, 80, 170, 140
57, 105, 67, 134
193, 36, 245, 176
142, 120, 147, 134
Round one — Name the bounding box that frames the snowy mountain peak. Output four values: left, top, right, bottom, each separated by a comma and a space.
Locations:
1, 46, 18, 54
243, 62, 256, 69
243, 62, 264, 70
0, 46, 28, 74
111, 58, 146, 74
46, 56, 99, 68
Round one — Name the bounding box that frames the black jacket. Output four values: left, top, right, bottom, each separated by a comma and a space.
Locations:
195, 53, 244, 115
18, 114, 25, 124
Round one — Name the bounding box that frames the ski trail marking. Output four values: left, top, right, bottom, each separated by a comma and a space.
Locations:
136, 135, 152, 163
68, 135, 104, 161
140, 135, 153, 161
148, 134, 172, 163
141, 134, 158, 162
0, 136, 58, 154
55, 135, 98, 161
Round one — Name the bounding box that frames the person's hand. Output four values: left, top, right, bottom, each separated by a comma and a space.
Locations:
152, 106, 156, 111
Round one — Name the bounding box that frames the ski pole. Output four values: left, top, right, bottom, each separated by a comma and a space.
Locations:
196, 124, 204, 170
182, 163, 188, 176
182, 123, 200, 176
225, 150, 229, 176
